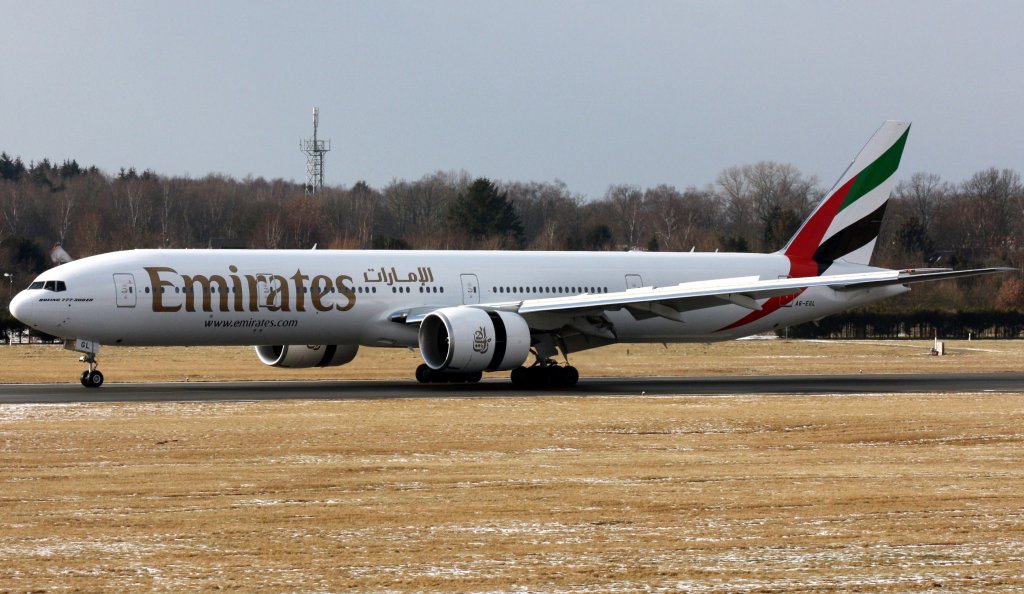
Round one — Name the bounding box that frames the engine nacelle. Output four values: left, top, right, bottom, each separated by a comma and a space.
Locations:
419, 307, 531, 373
255, 344, 359, 368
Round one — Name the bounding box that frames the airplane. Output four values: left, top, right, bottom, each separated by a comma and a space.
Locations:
7, 121, 1011, 388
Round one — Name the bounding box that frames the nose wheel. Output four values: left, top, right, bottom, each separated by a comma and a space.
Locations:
80, 369, 104, 387
78, 353, 103, 388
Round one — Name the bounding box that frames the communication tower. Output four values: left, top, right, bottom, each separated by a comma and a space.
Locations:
300, 107, 331, 194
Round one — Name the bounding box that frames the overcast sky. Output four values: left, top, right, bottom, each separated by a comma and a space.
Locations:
2, 1, 1022, 199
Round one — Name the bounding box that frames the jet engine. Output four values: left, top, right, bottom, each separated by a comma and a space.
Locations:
418, 307, 531, 373
255, 344, 359, 368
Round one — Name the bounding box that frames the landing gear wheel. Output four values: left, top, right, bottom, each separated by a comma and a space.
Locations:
510, 364, 579, 389
562, 366, 579, 387
416, 364, 483, 384
510, 366, 528, 388
80, 369, 104, 388
73, 341, 104, 388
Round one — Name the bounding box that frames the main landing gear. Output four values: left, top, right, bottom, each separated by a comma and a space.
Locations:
414, 362, 579, 388
510, 361, 579, 389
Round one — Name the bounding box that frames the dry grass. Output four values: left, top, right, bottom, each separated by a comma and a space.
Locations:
3, 394, 1024, 592
1, 338, 1022, 384
2, 341, 1024, 591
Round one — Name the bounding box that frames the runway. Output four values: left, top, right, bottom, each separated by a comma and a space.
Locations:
0, 372, 1022, 404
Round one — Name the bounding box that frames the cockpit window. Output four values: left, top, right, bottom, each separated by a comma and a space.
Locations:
33, 280, 67, 292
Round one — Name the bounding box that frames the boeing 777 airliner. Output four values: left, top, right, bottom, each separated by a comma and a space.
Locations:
8, 121, 1009, 387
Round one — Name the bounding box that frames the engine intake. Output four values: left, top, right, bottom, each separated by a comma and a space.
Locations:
255, 344, 359, 368
418, 307, 531, 373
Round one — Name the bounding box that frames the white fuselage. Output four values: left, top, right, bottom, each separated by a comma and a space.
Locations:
10, 249, 903, 350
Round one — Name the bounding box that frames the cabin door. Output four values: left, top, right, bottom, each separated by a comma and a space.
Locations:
460, 274, 480, 305
113, 273, 137, 308
257, 274, 284, 309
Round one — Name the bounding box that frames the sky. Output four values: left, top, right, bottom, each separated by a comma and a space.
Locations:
2, 1, 1023, 199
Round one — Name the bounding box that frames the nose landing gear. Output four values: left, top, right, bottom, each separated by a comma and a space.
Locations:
66, 338, 104, 388
79, 354, 104, 388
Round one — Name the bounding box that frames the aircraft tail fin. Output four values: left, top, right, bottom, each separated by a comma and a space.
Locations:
781, 121, 911, 273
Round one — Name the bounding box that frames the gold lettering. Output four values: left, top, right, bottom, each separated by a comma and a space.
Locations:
265, 274, 290, 312
335, 274, 356, 311
245, 274, 263, 312
291, 270, 309, 312
181, 274, 229, 312
310, 275, 334, 312
145, 267, 181, 313
229, 265, 245, 312
145, 266, 360, 315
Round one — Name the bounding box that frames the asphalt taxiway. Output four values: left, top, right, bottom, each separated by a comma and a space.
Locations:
0, 373, 1022, 404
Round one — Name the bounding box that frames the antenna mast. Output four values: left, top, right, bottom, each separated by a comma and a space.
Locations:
300, 107, 331, 195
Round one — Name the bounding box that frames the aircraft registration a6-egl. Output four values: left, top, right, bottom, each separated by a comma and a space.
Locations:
8, 121, 1010, 388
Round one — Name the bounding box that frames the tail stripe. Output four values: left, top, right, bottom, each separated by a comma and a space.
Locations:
812, 201, 888, 271
783, 176, 855, 259
839, 128, 909, 212
784, 124, 910, 262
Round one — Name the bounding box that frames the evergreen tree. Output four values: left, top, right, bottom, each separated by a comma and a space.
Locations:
0, 153, 26, 181
583, 224, 614, 250
448, 178, 525, 248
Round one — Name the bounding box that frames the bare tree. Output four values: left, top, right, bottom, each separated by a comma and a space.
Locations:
0, 188, 23, 243
716, 162, 818, 251
893, 172, 950, 229
606, 184, 644, 250
504, 180, 582, 250
53, 191, 75, 245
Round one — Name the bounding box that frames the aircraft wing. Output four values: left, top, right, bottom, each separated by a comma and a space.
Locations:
504, 267, 1010, 320
392, 267, 1011, 327
826, 267, 1014, 290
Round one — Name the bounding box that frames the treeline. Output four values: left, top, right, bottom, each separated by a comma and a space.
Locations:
1, 151, 1022, 315
783, 310, 1024, 340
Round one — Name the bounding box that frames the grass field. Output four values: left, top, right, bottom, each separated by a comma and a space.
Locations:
1, 340, 1023, 592
1, 338, 1022, 383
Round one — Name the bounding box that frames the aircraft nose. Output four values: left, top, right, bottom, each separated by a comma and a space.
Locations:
9, 290, 32, 325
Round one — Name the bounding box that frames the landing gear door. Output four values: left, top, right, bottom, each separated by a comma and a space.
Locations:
113, 273, 136, 308
460, 274, 480, 305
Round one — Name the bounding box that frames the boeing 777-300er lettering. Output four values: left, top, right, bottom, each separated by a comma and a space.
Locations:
8, 121, 1010, 388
